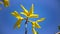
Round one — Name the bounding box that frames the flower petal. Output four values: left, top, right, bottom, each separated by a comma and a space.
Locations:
20, 12, 28, 17
32, 28, 38, 34
32, 22, 35, 28
29, 14, 39, 18
29, 4, 34, 15
3, 0, 9, 7
36, 18, 45, 22
35, 22, 41, 28
14, 19, 22, 29
11, 11, 23, 19
20, 5, 29, 15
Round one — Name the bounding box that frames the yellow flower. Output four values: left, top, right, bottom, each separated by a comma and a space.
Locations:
29, 18, 45, 28
32, 22, 41, 28
3, 0, 9, 7
11, 11, 24, 29
32, 28, 38, 34
20, 4, 38, 18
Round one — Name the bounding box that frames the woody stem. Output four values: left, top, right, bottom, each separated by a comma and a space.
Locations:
25, 17, 28, 34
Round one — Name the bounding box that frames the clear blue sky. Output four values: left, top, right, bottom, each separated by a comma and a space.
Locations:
0, 0, 60, 34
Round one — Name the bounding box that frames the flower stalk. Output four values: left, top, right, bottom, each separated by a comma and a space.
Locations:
25, 17, 28, 34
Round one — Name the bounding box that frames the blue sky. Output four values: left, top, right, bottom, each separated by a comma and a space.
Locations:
0, 0, 60, 34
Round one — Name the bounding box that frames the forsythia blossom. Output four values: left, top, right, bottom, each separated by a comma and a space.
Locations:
20, 4, 38, 18
11, 11, 24, 29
